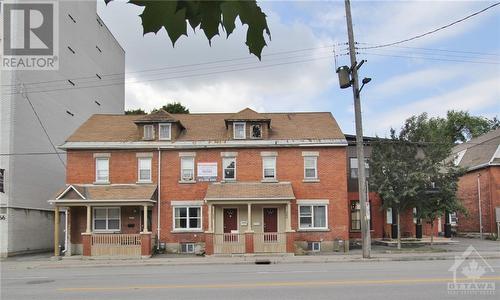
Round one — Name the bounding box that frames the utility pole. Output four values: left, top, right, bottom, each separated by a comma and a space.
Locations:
344, 0, 371, 258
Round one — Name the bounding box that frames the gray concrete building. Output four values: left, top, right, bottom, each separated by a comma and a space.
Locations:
0, 0, 125, 257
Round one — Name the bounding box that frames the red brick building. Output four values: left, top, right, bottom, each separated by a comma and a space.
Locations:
49, 109, 350, 257
453, 129, 500, 237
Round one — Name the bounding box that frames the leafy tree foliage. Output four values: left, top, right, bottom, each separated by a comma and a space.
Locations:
125, 108, 147, 115
105, 0, 271, 59
153, 102, 190, 114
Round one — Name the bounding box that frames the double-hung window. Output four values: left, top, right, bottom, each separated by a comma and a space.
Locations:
95, 157, 109, 183
173, 206, 202, 230
181, 157, 195, 182
143, 125, 154, 140
138, 157, 152, 182
304, 156, 318, 179
223, 157, 236, 181
350, 201, 361, 231
299, 205, 327, 229
262, 156, 276, 180
93, 207, 120, 231
159, 123, 171, 140
233, 122, 246, 139
350, 158, 370, 178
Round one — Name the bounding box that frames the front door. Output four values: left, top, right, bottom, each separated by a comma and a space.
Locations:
263, 208, 278, 233
223, 208, 238, 233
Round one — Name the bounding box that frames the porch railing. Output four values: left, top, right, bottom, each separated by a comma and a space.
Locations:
214, 233, 245, 254
254, 232, 286, 253
91, 233, 141, 257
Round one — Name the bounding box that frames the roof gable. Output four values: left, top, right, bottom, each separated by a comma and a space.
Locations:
134, 110, 178, 124
452, 128, 500, 170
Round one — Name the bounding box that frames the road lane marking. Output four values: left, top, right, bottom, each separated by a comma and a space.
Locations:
4, 276, 49, 280
58, 276, 500, 292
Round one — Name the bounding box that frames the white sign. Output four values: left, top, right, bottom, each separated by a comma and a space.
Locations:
197, 162, 217, 181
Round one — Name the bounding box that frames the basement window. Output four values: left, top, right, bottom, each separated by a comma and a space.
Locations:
180, 243, 195, 253
308, 242, 321, 252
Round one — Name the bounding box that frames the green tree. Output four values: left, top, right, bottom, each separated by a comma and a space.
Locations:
370, 130, 424, 249
105, 0, 271, 59
125, 108, 147, 115
153, 102, 190, 114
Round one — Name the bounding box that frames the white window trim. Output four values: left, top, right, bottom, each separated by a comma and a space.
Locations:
95, 157, 109, 183
159, 123, 172, 141
298, 204, 328, 230
172, 205, 203, 232
350, 157, 369, 179
222, 157, 237, 181
262, 156, 277, 180
143, 124, 155, 140
137, 157, 152, 183
233, 122, 246, 140
93, 207, 121, 232
250, 124, 262, 139
304, 156, 318, 179
180, 156, 196, 182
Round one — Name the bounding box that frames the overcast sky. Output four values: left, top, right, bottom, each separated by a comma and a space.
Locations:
96, 0, 500, 136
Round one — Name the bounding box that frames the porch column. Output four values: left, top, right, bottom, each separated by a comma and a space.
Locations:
66, 208, 71, 256
54, 206, 60, 256
286, 202, 293, 232
246, 203, 252, 232
207, 203, 213, 232
86, 205, 91, 233
143, 205, 149, 233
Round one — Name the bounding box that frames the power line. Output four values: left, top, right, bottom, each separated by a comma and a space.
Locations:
359, 51, 500, 65
357, 2, 500, 50
20, 85, 66, 168
371, 44, 500, 57
4, 55, 334, 96
351, 46, 500, 61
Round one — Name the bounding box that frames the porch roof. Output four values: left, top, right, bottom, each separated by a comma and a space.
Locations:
204, 182, 295, 201
48, 184, 157, 206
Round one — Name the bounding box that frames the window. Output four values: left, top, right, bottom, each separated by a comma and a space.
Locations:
138, 158, 152, 182
304, 156, 318, 179
233, 122, 246, 139
262, 156, 276, 180
143, 125, 154, 140
93, 207, 120, 231
181, 157, 195, 182
0, 169, 4, 193
350, 158, 369, 178
95, 158, 109, 183
223, 157, 236, 180
181, 243, 195, 253
351, 201, 361, 231
308, 242, 321, 252
250, 124, 262, 139
299, 205, 327, 229
174, 206, 201, 230
159, 123, 171, 140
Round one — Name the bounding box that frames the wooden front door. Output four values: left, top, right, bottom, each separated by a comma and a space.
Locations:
223, 208, 238, 233
263, 208, 278, 233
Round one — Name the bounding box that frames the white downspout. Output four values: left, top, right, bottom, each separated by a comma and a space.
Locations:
157, 147, 161, 250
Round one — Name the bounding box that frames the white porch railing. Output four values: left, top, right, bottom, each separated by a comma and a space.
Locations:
91, 234, 141, 257
214, 233, 245, 254
254, 232, 286, 253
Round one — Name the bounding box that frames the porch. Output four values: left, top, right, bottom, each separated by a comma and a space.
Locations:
204, 182, 296, 255
49, 184, 157, 258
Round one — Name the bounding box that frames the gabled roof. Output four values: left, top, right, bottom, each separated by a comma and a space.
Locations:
205, 182, 295, 201
64, 111, 345, 143
451, 128, 500, 171
134, 110, 178, 124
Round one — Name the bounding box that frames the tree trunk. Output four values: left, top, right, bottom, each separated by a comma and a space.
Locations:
430, 219, 435, 246
397, 210, 401, 250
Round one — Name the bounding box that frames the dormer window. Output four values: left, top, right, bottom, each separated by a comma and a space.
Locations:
251, 124, 262, 139
143, 125, 154, 140
233, 122, 246, 139
159, 123, 171, 140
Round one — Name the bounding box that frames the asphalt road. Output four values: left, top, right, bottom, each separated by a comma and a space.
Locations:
2, 259, 500, 300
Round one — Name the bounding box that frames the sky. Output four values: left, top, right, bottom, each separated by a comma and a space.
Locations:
96, 0, 500, 136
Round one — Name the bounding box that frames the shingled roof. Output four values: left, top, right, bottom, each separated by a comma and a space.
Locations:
452, 128, 500, 171
134, 109, 178, 123
205, 182, 295, 201
65, 110, 345, 143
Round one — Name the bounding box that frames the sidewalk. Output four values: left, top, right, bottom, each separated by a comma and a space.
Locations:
2, 238, 498, 270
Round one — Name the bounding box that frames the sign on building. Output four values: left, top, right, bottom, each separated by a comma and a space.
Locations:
197, 163, 217, 182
